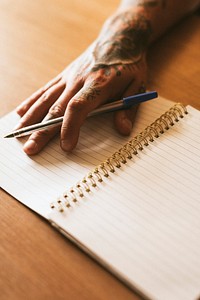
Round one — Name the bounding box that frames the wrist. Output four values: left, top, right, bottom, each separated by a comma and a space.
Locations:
118, 1, 200, 43
93, 7, 151, 67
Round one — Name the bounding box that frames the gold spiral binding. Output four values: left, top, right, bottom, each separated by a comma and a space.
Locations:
51, 103, 188, 212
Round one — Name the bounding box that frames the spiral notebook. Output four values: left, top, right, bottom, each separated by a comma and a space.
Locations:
0, 97, 200, 300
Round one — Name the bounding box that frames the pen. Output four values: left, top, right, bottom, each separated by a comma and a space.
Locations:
4, 91, 158, 138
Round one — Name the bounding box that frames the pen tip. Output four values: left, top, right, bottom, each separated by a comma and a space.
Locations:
4, 133, 14, 138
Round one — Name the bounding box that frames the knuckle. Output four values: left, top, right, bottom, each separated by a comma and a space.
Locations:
68, 98, 86, 113
32, 129, 51, 139
92, 71, 109, 85
39, 92, 51, 104
49, 104, 64, 117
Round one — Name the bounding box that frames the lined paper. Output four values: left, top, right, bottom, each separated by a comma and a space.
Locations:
49, 105, 200, 300
0, 97, 172, 217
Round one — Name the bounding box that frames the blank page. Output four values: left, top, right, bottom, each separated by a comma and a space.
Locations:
49, 105, 200, 300
0, 97, 173, 217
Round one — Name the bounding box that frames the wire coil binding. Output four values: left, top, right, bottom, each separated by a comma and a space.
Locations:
51, 103, 187, 212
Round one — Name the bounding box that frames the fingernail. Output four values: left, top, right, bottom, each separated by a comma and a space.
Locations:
16, 105, 22, 113
13, 122, 22, 130
16, 105, 25, 117
23, 140, 38, 155
61, 139, 74, 152
61, 140, 70, 151
122, 118, 132, 134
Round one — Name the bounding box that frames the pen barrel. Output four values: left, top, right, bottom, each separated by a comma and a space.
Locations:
5, 91, 158, 138
12, 117, 64, 137
88, 100, 124, 117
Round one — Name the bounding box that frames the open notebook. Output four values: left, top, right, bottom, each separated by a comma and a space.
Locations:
0, 97, 200, 300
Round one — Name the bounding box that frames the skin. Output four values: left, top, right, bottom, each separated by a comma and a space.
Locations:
15, 0, 200, 155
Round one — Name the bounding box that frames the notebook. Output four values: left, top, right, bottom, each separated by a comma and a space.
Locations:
0, 97, 200, 300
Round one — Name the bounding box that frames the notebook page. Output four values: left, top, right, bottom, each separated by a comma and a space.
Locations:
0, 97, 173, 217
49, 106, 200, 300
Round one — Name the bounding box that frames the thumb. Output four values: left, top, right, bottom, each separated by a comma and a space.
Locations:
114, 104, 139, 136
114, 83, 146, 135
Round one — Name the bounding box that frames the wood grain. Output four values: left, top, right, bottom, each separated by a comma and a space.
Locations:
0, 1, 199, 299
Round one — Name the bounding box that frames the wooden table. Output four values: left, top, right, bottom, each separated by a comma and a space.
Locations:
0, 1, 199, 299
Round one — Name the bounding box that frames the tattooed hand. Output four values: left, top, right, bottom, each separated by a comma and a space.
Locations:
16, 8, 150, 155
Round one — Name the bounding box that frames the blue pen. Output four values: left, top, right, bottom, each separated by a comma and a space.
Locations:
90, 91, 158, 116
4, 91, 158, 138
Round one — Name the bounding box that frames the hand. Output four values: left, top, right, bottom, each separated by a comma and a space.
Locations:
15, 9, 149, 155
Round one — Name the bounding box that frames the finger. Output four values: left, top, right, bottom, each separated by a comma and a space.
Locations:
114, 106, 139, 136
43, 80, 83, 121
14, 79, 66, 130
16, 74, 62, 116
23, 126, 61, 155
60, 82, 109, 152
114, 81, 146, 135
22, 83, 83, 155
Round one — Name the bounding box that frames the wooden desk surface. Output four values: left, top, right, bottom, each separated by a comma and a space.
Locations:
0, 1, 199, 299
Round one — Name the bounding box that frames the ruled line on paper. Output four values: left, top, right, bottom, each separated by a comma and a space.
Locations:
48, 103, 200, 300
1, 99, 170, 216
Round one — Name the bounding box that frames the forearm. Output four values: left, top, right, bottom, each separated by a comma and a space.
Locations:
118, 0, 200, 42
92, 0, 199, 68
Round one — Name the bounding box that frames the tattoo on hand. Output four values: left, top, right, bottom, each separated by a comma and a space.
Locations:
91, 63, 125, 76
80, 81, 101, 102
92, 11, 151, 68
